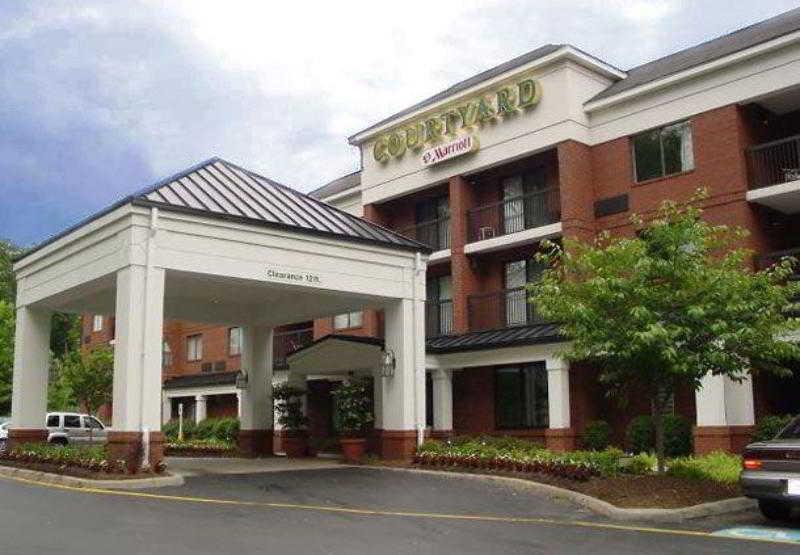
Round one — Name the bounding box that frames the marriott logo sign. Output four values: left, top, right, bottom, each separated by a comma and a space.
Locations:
421, 135, 479, 167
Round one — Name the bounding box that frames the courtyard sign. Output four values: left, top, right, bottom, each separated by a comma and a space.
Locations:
372, 77, 541, 164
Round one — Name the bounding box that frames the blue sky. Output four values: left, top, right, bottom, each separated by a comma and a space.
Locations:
1, 0, 798, 247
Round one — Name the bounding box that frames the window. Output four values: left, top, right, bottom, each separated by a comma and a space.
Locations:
186, 334, 203, 362
633, 121, 694, 182
92, 315, 103, 332
426, 275, 453, 337
495, 363, 549, 429
162, 341, 173, 369
83, 416, 103, 429
228, 327, 242, 356
502, 166, 549, 234
46, 415, 60, 427
63, 415, 81, 428
333, 311, 363, 330
415, 195, 450, 250
504, 259, 545, 326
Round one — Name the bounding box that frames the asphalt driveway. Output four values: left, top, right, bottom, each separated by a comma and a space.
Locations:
0, 465, 798, 554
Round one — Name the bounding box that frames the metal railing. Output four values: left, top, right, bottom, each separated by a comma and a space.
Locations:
467, 188, 560, 243
399, 216, 451, 251
426, 299, 454, 338
467, 287, 545, 332
757, 247, 800, 277
747, 134, 800, 190
273, 327, 314, 369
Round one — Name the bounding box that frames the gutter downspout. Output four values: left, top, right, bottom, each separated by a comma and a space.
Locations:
140, 207, 159, 468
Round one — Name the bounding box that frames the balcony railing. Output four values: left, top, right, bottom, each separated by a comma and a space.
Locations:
399, 216, 451, 251
747, 134, 800, 190
273, 327, 314, 369
426, 299, 454, 338
467, 287, 545, 332
757, 247, 800, 277
467, 188, 561, 243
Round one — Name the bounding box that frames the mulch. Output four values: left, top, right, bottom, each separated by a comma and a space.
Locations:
0, 460, 159, 481
369, 461, 741, 509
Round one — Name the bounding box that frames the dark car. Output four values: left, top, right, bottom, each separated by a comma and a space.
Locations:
741, 416, 800, 521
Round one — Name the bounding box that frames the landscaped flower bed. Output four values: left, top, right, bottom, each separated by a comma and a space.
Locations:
164, 439, 237, 457
0, 443, 167, 478
410, 437, 744, 508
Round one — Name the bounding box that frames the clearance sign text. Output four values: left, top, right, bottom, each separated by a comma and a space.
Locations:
372, 77, 541, 165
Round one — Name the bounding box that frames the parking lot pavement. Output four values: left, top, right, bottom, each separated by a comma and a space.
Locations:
0, 467, 798, 554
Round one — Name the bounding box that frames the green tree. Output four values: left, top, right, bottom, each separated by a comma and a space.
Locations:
60, 345, 114, 415
532, 190, 800, 472
0, 240, 21, 305
0, 301, 14, 415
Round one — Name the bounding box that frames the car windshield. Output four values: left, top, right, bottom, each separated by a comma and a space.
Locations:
777, 416, 800, 439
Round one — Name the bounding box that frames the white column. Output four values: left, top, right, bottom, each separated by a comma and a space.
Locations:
194, 395, 207, 423
239, 325, 274, 431
380, 298, 421, 432
236, 391, 242, 419
111, 265, 165, 432
431, 369, 453, 431
546, 359, 571, 429
162, 396, 172, 425
695, 373, 755, 427
10, 305, 52, 429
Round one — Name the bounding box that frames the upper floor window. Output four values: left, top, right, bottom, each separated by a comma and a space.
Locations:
228, 327, 242, 356
632, 121, 694, 182
162, 341, 173, 369
186, 334, 203, 362
92, 314, 103, 332
334, 311, 363, 330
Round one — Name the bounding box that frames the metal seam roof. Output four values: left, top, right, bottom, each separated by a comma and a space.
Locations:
17, 157, 430, 262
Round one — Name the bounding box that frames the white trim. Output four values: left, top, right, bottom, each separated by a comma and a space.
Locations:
428, 248, 451, 265
427, 341, 569, 370
463, 222, 562, 255
584, 30, 800, 112
745, 179, 800, 213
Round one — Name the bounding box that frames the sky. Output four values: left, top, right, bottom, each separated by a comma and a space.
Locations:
1, 0, 798, 247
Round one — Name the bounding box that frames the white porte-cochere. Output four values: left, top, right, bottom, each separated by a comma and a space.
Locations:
9, 158, 430, 466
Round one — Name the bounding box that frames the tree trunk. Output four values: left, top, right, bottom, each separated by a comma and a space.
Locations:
651, 397, 666, 474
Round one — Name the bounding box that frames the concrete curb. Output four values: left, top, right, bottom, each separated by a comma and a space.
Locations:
0, 464, 185, 490
367, 466, 756, 523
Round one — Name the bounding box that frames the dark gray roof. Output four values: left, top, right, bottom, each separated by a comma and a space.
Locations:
349, 44, 566, 142
18, 158, 429, 261
309, 171, 361, 200
163, 371, 239, 390
426, 323, 564, 354
591, 7, 800, 102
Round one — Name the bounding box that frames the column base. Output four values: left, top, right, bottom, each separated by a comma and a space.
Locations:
545, 428, 577, 452
7, 428, 48, 451
375, 429, 417, 460
107, 431, 164, 473
429, 429, 453, 441
693, 425, 754, 455
238, 429, 273, 458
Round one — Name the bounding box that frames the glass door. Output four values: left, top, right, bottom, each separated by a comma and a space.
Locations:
504, 260, 527, 326
502, 176, 524, 235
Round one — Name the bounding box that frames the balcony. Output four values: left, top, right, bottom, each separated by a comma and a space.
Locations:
399, 217, 451, 261
273, 327, 314, 369
465, 189, 561, 254
426, 299, 454, 338
467, 287, 546, 332
746, 134, 800, 214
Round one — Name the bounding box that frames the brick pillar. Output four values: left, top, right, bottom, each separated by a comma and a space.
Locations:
556, 141, 595, 242
448, 175, 479, 333
107, 431, 165, 472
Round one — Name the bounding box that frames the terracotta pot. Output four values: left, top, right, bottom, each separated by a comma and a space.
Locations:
340, 437, 367, 463
282, 434, 308, 458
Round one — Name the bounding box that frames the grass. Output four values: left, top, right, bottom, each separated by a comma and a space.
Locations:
666, 451, 742, 485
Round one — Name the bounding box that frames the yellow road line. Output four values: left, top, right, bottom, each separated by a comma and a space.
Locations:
0, 472, 794, 547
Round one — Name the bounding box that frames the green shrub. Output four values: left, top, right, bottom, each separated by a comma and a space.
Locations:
625, 414, 692, 456
163, 420, 180, 442
667, 451, 741, 485
213, 417, 240, 443
753, 414, 794, 442
194, 418, 218, 440
626, 452, 656, 474
663, 415, 692, 457
583, 420, 612, 451
626, 416, 653, 454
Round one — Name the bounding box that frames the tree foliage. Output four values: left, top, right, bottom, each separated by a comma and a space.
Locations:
58, 345, 114, 414
0, 301, 14, 415
532, 190, 800, 471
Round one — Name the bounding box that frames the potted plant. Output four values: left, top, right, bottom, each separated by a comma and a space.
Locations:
273, 382, 309, 458
332, 377, 373, 463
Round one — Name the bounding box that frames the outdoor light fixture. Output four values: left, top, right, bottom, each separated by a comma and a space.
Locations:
379, 349, 396, 378
235, 371, 249, 390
